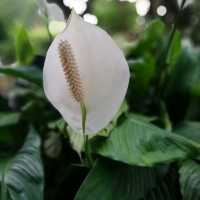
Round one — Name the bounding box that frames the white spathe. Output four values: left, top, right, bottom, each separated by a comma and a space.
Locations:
43, 11, 130, 135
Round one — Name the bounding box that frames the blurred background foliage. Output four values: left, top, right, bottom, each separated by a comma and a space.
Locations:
1, 0, 200, 200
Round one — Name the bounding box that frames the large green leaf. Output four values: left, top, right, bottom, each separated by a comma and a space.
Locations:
75, 159, 178, 200
75, 159, 157, 200
92, 117, 200, 167
175, 121, 200, 144
0, 127, 44, 200
0, 67, 42, 86
179, 160, 200, 200
164, 48, 199, 123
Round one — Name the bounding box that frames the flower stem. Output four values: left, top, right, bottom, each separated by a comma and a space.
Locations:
80, 102, 93, 167
152, 0, 187, 129
154, 0, 187, 99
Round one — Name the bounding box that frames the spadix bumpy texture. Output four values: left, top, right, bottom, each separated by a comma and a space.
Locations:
43, 11, 130, 135
58, 40, 84, 103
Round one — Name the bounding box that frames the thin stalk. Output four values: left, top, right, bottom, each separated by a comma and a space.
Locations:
155, 0, 187, 98
160, 101, 172, 131
153, 0, 187, 129
163, 0, 186, 63
80, 102, 93, 167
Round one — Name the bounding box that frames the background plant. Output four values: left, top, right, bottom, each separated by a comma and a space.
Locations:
0, 0, 200, 199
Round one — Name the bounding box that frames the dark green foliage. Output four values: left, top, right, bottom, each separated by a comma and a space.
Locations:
75, 159, 181, 200
0, 0, 200, 199
179, 160, 200, 200
91, 116, 200, 167
0, 128, 44, 200
175, 121, 200, 143
75, 159, 157, 200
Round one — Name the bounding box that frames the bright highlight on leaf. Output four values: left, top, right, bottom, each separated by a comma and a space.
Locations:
43, 11, 130, 135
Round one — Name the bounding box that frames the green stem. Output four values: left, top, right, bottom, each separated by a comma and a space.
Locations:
155, 0, 187, 98
160, 101, 172, 131
80, 102, 93, 167
164, 0, 186, 60
153, 0, 187, 129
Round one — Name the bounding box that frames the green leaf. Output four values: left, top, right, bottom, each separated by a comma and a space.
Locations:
0, 113, 20, 127
15, 26, 34, 65
92, 116, 200, 167
167, 31, 182, 66
175, 121, 200, 144
0, 0, 38, 64
164, 48, 200, 122
166, 48, 200, 96
0, 67, 42, 86
75, 159, 178, 200
130, 54, 156, 96
144, 20, 166, 42
130, 20, 166, 57
0, 127, 44, 200
179, 160, 200, 200
75, 158, 157, 200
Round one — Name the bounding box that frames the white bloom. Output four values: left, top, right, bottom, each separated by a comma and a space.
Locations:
43, 11, 130, 135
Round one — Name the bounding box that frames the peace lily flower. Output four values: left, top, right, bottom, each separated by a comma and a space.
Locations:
43, 10, 130, 136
